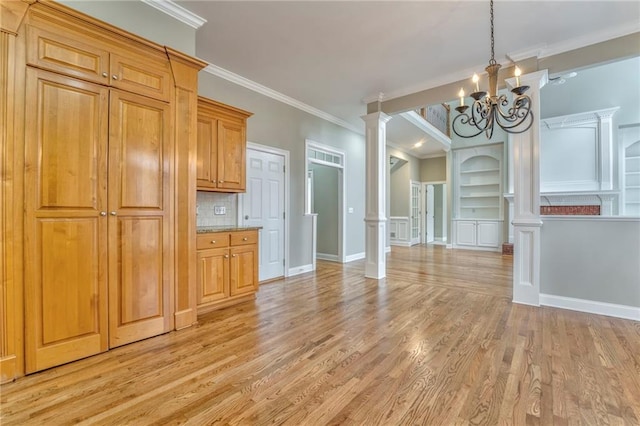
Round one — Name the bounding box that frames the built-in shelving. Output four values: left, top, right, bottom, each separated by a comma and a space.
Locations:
452, 144, 504, 251
624, 141, 640, 216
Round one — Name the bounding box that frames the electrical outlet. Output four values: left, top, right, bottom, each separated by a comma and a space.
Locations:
348, 207, 354, 213
214, 206, 226, 215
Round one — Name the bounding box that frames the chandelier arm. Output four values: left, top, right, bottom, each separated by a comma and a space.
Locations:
452, 111, 486, 138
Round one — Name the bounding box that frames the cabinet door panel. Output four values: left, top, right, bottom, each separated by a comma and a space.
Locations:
26, 25, 110, 85
229, 246, 257, 297
108, 90, 171, 348
110, 53, 171, 102
217, 120, 245, 191
455, 221, 477, 246
24, 69, 109, 373
197, 248, 229, 305
196, 115, 217, 189
477, 221, 500, 248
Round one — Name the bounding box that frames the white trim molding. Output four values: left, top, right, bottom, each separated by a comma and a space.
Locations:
316, 253, 340, 262
540, 294, 640, 321
203, 64, 363, 135
288, 264, 314, 277
400, 111, 451, 152
345, 252, 365, 263
140, 0, 207, 29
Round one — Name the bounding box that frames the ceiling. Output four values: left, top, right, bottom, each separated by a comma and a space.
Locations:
180, 1, 639, 156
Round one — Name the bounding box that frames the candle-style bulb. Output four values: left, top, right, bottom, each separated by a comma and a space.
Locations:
458, 88, 465, 106
472, 73, 480, 92
514, 66, 521, 87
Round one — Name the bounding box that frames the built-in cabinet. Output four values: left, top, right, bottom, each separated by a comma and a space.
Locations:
623, 141, 640, 216
1, 0, 205, 380
196, 230, 259, 312
452, 144, 503, 251
197, 97, 252, 192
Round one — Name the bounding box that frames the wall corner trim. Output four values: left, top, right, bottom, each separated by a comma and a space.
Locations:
540, 293, 640, 321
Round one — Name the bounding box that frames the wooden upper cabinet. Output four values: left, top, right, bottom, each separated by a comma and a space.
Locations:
26, 21, 171, 102
197, 96, 252, 192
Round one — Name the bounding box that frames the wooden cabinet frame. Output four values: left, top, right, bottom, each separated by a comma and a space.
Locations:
0, 0, 206, 382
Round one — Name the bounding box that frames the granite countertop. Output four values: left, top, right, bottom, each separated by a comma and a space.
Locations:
196, 226, 262, 234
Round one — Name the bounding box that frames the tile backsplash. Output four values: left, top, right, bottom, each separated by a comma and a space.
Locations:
196, 191, 238, 227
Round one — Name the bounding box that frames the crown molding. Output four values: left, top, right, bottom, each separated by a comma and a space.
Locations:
203, 63, 363, 135
140, 0, 207, 29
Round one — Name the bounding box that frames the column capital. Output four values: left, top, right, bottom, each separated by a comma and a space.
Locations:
361, 111, 392, 125
505, 69, 549, 91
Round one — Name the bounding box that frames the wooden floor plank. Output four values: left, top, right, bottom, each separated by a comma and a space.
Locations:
1, 245, 639, 425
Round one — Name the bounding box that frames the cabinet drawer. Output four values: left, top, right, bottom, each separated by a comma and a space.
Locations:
196, 233, 229, 250
230, 230, 257, 246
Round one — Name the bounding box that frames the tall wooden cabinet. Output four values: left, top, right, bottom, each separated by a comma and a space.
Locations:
1, 0, 206, 380
197, 97, 253, 192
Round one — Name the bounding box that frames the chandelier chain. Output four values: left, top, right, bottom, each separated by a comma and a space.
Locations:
489, 0, 496, 65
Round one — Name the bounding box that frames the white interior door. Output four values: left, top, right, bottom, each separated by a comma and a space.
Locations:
242, 149, 285, 281
426, 184, 435, 243
410, 182, 421, 245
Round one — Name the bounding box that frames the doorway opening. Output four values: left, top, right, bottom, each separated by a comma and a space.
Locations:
423, 182, 447, 245
305, 140, 345, 263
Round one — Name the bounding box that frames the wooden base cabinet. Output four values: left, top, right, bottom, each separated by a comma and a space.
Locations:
1, 0, 205, 379
197, 230, 259, 312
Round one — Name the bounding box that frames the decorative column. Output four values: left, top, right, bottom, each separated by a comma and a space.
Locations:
362, 112, 392, 279
506, 70, 548, 306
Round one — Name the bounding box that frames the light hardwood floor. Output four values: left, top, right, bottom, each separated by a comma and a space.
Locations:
2, 246, 639, 425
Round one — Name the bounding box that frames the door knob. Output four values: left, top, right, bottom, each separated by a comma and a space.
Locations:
110, 211, 117, 216
112, 75, 118, 80
100, 211, 107, 216
102, 72, 108, 78
244, 215, 249, 220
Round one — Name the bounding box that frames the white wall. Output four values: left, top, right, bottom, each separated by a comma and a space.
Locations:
540, 217, 640, 308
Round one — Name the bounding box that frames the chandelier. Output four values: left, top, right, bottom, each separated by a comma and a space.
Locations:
452, 0, 533, 139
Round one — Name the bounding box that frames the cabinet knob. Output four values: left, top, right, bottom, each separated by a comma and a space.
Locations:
219, 180, 224, 183
110, 211, 117, 216
242, 237, 248, 241
100, 211, 107, 216
112, 75, 118, 80
102, 72, 108, 78
224, 255, 229, 258
232, 254, 237, 257
212, 180, 216, 183
211, 240, 216, 244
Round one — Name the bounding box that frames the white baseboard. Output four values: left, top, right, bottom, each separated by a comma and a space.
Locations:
540, 293, 640, 321
316, 253, 340, 262
345, 252, 365, 262
390, 241, 412, 247
452, 244, 501, 252
446, 244, 453, 249
288, 264, 314, 277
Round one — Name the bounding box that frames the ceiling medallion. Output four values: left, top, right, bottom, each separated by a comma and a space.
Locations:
452, 0, 533, 139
